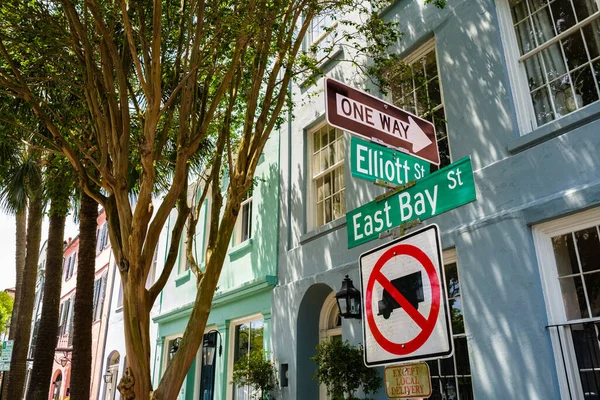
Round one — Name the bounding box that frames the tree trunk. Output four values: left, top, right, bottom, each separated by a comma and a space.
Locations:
1, 207, 26, 400
6, 178, 43, 400
152, 200, 239, 400
26, 203, 65, 400
69, 192, 97, 400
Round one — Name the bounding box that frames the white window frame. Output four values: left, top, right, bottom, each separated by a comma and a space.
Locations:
388, 38, 452, 168
496, 0, 600, 134
233, 197, 253, 246
533, 207, 600, 399
307, 122, 346, 232
226, 313, 264, 400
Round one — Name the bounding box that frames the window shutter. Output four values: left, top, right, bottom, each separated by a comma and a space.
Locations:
67, 295, 75, 333
96, 274, 107, 320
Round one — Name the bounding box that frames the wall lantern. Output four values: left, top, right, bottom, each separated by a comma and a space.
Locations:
336, 275, 361, 319
103, 371, 112, 384
169, 337, 181, 357
60, 356, 70, 368
202, 330, 223, 367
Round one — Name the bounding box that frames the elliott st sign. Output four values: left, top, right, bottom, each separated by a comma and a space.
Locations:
347, 157, 476, 248
325, 77, 440, 165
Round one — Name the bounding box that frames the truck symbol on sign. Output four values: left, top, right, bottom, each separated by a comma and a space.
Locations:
378, 271, 424, 319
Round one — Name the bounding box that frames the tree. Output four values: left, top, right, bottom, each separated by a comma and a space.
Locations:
0, 0, 411, 397
312, 340, 381, 400
0, 292, 13, 335
69, 192, 97, 399
26, 156, 74, 400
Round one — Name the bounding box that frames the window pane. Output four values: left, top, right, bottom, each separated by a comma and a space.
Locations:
449, 297, 465, 335
553, 233, 580, 276
511, 0, 529, 23
574, 65, 599, 107
559, 275, 589, 319
525, 53, 546, 89
445, 262, 460, 298
333, 193, 342, 220
573, 0, 599, 21
321, 145, 330, 170
437, 136, 451, 169
313, 150, 320, 176
425, 51, 438, 78
455, 336, 471, 375
583, 21, 600, 59
428, 78, 442, 108
324, 197, 332, 223
458, 376, 474, 400
550, 0, 577, 34
562, 30, 589, 70
531, 85, 555, 124
439, 377, 458, 399
317, 201, 324, 227
515, 18, 537, 54
323, 174, 331, 198
440, 355, 455, 376
339, 189, 346, 217
528, 0, 548, 12
550, 74, 574, 116
585, 272, 600, 317
575, 227, 600, 273
540, 43, 568, 81
428, 360, 440, 376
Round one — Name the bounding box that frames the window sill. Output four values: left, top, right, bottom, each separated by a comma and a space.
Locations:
300, 217, 346, 245
508, 102, 600, 154
229, 238, 253, 258
174, 269, 191, 287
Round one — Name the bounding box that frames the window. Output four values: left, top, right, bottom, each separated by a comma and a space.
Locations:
389, 40, 451, 170
233, 197, 252, 246
65, 253, 77, 281
308, 12, 335, 45
310, 123, 345, 229
506, 0, 600, 128
427, 250, 474, 400
58, 297, 73, 336
534, 208, 600, 398
92, 273, 108, 321
231, 316, 264, 400
97, 223, 109, 254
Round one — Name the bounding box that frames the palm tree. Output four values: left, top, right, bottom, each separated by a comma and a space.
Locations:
69, 191, 97, 399
4, 148, 43, 400
26, 156, 74, 400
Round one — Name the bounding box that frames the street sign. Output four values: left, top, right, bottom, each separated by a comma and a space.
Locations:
1, 340, 13, 363
0, 362, 9, 372
325, 77, 440, 165
350, 137, 430, 186
359, 224, 453, 366
346, 156, 476, 248
384, 362, 432, 398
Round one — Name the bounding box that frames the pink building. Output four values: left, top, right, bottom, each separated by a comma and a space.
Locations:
48, 209, 117, 400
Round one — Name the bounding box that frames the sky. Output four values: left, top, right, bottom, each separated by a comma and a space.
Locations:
0, 211, 79, 291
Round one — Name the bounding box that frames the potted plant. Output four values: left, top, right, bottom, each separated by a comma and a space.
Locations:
232, 349, 278, 400
312, 340, 381, 400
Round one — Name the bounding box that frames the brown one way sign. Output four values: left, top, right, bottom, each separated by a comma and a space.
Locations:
325, 78, 440, 165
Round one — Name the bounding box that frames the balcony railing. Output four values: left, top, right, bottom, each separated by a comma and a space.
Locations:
548, 321, 600, 400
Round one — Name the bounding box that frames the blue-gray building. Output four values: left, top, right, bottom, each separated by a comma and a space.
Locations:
273, 0, 600, 399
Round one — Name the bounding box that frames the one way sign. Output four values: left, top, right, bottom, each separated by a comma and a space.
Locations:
325, 78, 440, 165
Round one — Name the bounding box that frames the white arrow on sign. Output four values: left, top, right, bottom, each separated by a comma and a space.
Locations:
335, 93, 432, 153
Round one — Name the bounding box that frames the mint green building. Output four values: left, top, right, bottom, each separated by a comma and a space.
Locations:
152, 131, 280, 400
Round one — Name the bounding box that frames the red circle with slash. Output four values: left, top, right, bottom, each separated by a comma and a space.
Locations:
365, 243, 441, 355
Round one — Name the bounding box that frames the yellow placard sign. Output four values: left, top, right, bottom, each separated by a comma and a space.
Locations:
384, 362, 432, 399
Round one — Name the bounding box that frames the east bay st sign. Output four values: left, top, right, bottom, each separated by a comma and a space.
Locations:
351, 137, 430, 186
346, 157, 476, 248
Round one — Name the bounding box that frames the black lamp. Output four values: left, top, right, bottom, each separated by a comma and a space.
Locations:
103, 371, 112, 383
60, 356, 70, 367
202, 330, 222, 366
336, 275, 362, 319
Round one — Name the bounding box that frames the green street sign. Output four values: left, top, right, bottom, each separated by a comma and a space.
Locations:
346, 156, 476, 248
350, 137, 430, 186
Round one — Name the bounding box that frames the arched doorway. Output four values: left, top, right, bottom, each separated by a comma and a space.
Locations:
103, 351, 120, 400
296, 283, 334, 400
51, 372, 62, 400
319, 292, 342, 400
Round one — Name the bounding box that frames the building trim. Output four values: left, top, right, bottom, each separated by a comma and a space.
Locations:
153, 275, 277, 324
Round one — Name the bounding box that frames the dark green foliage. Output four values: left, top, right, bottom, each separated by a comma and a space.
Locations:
312, 340, 382, 400
232, 350, 278, 400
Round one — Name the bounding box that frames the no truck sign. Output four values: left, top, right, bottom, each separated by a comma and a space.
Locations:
359, 224, 453, 366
